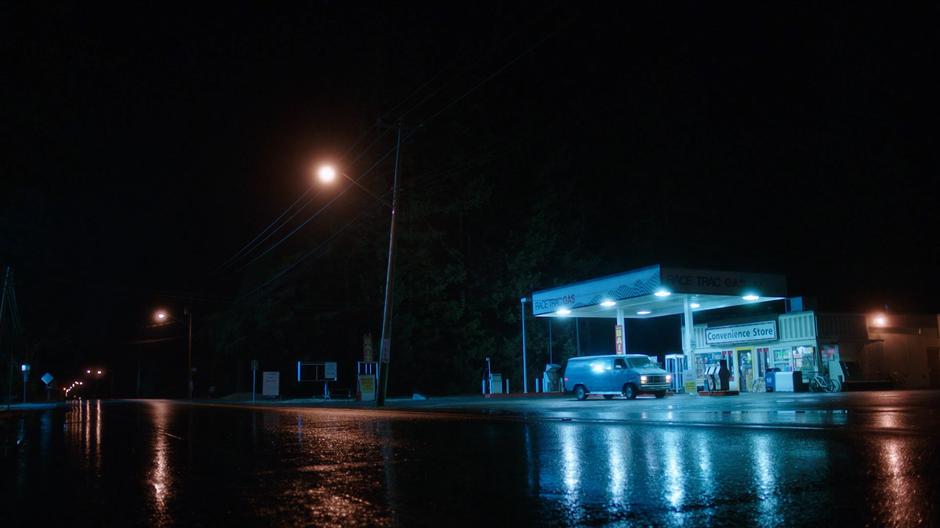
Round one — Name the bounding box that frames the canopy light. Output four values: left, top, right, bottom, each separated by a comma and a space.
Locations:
600, 300, 616, 308
654, 289, 671, 297
556, 308, 571, 316
636, 310, 652, 315
873, 315, 887, 327
742, 294, 760, 301
690, 303, 701, 309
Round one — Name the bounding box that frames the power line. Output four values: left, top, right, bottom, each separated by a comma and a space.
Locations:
212, 188, 314, 274
214, 126, 393, 275
237, 213, 367, 302
238, 132, 402, 270
214, 6, 565, 278
232, 13, 567, 297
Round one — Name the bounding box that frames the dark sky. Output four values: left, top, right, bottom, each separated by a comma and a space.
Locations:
2, 3, 938, 367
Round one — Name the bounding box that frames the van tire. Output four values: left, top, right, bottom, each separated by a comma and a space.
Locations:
622, 384, 637, 400
654, 392, 666, 399
574, 385, 588, 401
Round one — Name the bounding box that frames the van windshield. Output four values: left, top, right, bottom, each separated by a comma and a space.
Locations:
626, 357, 655, 368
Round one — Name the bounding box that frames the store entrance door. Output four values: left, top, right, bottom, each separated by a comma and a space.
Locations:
738, 349, 754, 392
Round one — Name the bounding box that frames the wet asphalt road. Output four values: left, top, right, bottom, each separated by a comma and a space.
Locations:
3, 393, 939, 527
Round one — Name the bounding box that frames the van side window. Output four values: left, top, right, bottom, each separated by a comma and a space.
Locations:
614, 358, 626, 369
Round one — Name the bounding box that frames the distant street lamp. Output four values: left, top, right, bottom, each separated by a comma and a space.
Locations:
153, 308, 194, 399
315, 124, 402, 407
21, 363, 30, 403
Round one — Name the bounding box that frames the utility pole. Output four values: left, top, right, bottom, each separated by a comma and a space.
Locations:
376, 121, 403, 407
1, 266, 23, 409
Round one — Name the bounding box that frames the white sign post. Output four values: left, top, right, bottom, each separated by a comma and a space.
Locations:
251, 360, 259, 402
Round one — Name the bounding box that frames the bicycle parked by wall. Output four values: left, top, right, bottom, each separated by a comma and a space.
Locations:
750, 377, 766, 393
810, 372, 842, 393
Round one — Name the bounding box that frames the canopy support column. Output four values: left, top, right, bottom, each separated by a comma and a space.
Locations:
615, 308, 626, 355
682, 296, 694, 379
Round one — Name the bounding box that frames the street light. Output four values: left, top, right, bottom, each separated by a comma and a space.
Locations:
317, 165, 337, 184
153, 308, 194, 399
314, 123, 402, 407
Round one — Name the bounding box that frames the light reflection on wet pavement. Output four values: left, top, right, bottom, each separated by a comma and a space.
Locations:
3, 398, 939, 526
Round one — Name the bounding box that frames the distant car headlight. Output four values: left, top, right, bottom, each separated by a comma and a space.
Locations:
640, 375, 648, 384
666, 374, 672, 383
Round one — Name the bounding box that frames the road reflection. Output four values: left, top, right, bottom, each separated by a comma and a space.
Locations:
7, 401, 937, 527
148, 401, 172, 525
531, 420, 936, 526
875, 437, 924, 527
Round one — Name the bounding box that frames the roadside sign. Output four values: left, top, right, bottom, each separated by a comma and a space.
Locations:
297, 362, 338, 382
41, 373, 54, 386
262, 371, 280, 397
358, 374, 375, 401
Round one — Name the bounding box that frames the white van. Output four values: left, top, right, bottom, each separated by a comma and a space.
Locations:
562, 354, 671, 400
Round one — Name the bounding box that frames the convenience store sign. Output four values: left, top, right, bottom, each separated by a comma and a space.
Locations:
705, 321, 777, 345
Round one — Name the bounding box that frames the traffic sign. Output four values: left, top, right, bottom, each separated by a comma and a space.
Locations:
41, 372, 54, 385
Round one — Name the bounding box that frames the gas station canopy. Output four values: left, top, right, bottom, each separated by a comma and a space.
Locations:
531, 265, 787, 319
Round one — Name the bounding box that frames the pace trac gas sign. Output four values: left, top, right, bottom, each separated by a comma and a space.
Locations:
705, 321, 777, 345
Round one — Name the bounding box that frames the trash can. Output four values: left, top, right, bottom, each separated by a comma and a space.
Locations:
764, 369, 777, 392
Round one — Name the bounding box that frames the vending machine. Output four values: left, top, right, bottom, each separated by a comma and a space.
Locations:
665, 354, 687, 393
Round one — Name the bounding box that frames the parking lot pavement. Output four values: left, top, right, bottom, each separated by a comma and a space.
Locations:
186, 389, 940, 434
377, 390, 940, 434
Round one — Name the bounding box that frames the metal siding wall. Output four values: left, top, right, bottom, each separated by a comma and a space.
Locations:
780, 312, 816, 341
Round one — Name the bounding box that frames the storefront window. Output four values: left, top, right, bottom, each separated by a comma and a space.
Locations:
794, 346, 816, 381
772, 348, 792, 371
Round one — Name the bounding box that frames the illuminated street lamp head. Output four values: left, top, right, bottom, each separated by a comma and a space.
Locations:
873, 314, 887, 327
154, 310, 168, 322
317, 164, 337, 184
86, 369, 91, 374
96, 370, 102, 375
